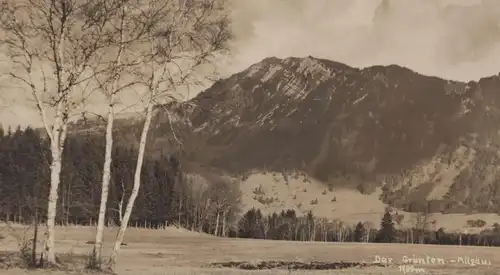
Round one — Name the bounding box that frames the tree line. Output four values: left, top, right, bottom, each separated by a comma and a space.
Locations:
0, 126, 240, 233
235, 208, 500, 247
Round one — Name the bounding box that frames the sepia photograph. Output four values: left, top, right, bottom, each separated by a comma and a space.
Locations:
0, 0, 499, 274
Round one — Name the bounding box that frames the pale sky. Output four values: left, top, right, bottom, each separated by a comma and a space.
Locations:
2, 0, 500, 129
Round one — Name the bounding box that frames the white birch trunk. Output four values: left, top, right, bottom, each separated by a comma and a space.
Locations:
93, 101, 115, 260
93, 6, 126, 261
44, 99, 68, 265
310, 224, 315, 242
221, 214, 227, 237
323, 222, 328, 242
222, 210, 228, 237
108, 99, 154, 270
43, 20, 71, 265
45, 141, 63, 264
118, 184, 124, 225
214, 212, 220, 236
192, 202, 199, 231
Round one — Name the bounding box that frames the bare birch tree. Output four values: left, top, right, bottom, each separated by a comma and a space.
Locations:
0, 0, 119, 265
106, 0, 231, 270
207, 176, 240, 236
414, 211, 430, 244
185, 175, 210, 232
89, 0, 150, 266
91, 7, 127, 266
363, 221, 374, 243
262, 215, 270, 240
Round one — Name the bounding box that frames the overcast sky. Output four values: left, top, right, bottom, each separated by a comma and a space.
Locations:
2, 0, 500, 129
225, 0, 499, 80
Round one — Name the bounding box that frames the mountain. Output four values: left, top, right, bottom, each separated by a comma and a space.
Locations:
75, 56, 500, 227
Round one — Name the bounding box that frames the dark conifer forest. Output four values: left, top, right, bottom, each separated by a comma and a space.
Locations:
2, 126, 500, 247
0, 126, 221, 230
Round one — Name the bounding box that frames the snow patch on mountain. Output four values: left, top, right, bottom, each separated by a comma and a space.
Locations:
245, 63, 264, 78
194, 121, 209, 133
262, 64, 284, 82
352, 93, 369, 105
280, 73, 310, 100
257, 105, 280, 126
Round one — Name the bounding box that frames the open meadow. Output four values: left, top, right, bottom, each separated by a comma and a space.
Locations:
0, 223, 498, 275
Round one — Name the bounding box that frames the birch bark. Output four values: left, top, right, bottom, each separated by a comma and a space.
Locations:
108, 98, 154, 269
93, 3, 127, 262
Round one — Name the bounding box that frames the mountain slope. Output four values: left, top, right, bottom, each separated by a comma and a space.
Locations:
170, 56, 500, 213
78, 56, 500, 218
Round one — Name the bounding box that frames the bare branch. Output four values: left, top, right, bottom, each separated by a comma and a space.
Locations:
0, 0, 144, 264
106, 0, 232, 269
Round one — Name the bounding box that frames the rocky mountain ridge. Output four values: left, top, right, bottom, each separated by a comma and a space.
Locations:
76, 56, 500, 215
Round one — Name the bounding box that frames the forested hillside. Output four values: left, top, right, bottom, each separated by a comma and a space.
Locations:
0, 126, 239, 234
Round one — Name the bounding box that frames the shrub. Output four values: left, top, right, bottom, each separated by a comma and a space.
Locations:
85, 248, 101, 271
18, 235, 34, 268
466, 219, 487, 228
253, 185, 265, 196
254, 196, 276, 205
477, 219, 487, 227
241, 172, 250, 181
